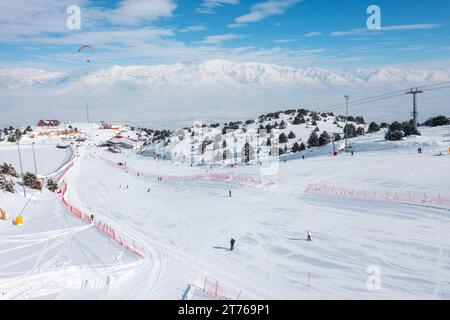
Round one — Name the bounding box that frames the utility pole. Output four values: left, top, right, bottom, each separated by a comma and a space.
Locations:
17, 142, 26, 198
233, 135, 238, 165
256, 131, 260, 165
344, 95, 350, 152
191, 133, 195, 166
32, 142, 38, 176
85, 99, 90, 124
406, 88, 423, 129
332, 134, 336, 156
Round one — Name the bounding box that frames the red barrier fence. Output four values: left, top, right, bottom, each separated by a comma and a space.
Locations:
202, 277, 232, 300
305, 184, 450, 208
61, 183, 145, 258
53, 145, 76, 183
99, 155, 276, 186
56, 161, 74, 183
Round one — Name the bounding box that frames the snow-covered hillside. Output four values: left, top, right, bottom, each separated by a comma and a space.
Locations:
139, 109, 365, 164
1, 60, 450, 93
0, 120, 449, 299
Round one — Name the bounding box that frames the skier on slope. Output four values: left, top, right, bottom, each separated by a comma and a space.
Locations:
229, 190, 232, 197
230, 238, 236, 251
307, 230, 312, 241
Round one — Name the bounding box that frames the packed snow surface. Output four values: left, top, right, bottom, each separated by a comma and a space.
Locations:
1, 123, 449, 299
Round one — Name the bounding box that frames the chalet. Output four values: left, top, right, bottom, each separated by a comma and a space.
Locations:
38, 120, 60, 127
100, 123, 121, 131
107, 136, 142, 150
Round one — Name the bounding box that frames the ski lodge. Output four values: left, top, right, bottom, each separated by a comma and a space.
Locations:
106, 135, 142, 150
37, 120, 61, 127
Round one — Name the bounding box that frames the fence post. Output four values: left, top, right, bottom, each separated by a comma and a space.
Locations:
308, 272, 311, 289
215, 280, 219, 298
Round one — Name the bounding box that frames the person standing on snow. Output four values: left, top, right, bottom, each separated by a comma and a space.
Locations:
230, 238, 236, 251
307, 230, 312, 241
229, 190, 232, 197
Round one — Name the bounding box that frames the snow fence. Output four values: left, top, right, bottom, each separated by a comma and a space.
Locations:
201, 277, 233, 300
306, 184, 450, 209
60, 183, 145, 258
99, 155, 276, 186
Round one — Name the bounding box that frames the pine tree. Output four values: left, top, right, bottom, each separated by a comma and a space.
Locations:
368, 122, 380, 133
279, 132, 288, 143
46, 178, 58, 192
308, 131, 319, 147
23, 172, 43, 190
299, 142, 306, 151
0, 163, 18, 177
0, 174, 15, 193
356, 127, 365, 136
242, 142, 255, 164
291, 142, 301, 153
288, 131, 296, 139
343, 123, 357, 138
318, 131, 330, 146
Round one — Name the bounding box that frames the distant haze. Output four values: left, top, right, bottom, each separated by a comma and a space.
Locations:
1, 60, 449, 128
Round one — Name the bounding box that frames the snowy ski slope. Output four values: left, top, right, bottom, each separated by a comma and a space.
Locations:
0, 123, 449, 299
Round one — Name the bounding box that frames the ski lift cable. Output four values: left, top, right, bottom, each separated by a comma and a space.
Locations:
321, 81, 450, 111
319, 90, 410, 111
422, 85, 450, 92
319, 91, 406, 112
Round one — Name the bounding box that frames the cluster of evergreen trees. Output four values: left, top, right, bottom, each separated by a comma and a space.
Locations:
385, 120, 421, 141
23, 172, 43, 190
0, 163, 17, 193
422, 115, 449, 127
307, 131, 332, 147
0, 126, 35, 143
0, 174, 15, 193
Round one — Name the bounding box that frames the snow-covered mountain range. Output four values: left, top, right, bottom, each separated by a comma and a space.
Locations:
1, 59, 450, 94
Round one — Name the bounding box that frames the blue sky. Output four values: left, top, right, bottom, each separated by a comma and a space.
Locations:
0, 0, 450, 70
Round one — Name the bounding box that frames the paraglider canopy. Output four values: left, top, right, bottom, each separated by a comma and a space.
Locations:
79, 45, 93, 63
78, 45, 93, 53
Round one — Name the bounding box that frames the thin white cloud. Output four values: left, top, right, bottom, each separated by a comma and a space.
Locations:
196, 0, 240, 14
228, 23, 246, 29
96, 0, 177, 26
234, 0, 300, 26
179, 25, 208, 33
201, 33, 247, 44
397, 45, 427, 51
305, 32, 322, 37
273, 39, 296, 44
331, 24, 443, 37
382, 24, 442, 31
